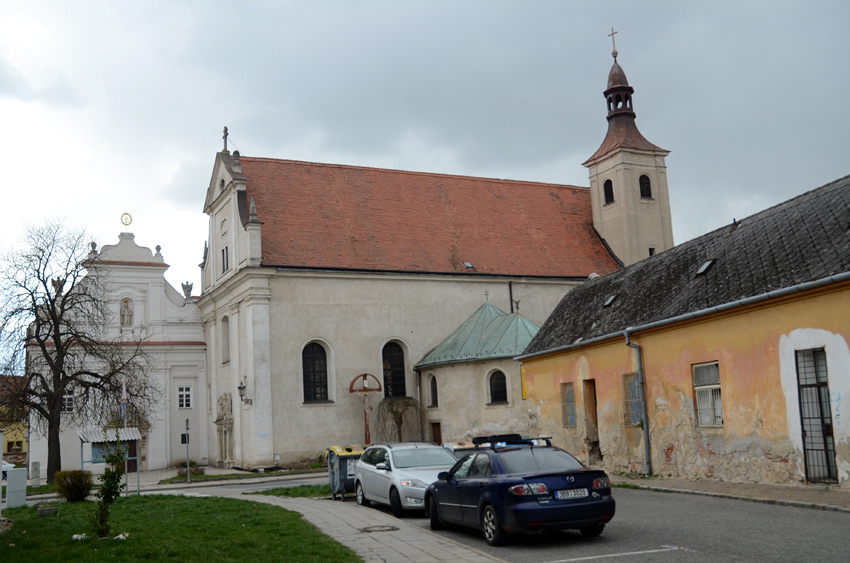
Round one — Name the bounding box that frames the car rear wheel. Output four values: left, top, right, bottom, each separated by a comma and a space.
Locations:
580, 522, 605, 537
481, 505, 506, 546
389, 488, 405, 518
429, 495, 443, 530
355, 482, 370, 507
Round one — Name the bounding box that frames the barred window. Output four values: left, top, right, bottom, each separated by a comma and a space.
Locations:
302, 343, 329, 402
622, 373, 643, 427
178, 386, 192, 409
561, 382, 576, 428
693, 362, 723, 427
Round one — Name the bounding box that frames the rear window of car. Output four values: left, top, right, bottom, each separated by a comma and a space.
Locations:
392, 447, 457, 469
498, 447, 584, 474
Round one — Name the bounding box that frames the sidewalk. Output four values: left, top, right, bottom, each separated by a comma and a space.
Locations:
611, 473, 850, 512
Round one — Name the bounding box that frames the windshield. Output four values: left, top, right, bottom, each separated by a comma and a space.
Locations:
392, 447, 457, 469
498, 447, 584, 474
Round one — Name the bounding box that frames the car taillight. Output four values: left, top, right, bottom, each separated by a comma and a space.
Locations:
508, 483, 549, 496
592, 476, 610, 489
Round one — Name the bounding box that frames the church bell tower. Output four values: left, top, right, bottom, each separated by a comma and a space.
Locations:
583, 34, 674, 266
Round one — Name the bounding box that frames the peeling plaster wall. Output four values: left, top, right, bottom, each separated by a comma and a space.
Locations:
522, 285, 850, 486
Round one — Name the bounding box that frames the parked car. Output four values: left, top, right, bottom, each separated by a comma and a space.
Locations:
2, 460, 13, 480
354, 442, 457, 517
425, 434, 615, 546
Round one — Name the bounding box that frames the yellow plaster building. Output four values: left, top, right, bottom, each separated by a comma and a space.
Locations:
519, 176, 850, 487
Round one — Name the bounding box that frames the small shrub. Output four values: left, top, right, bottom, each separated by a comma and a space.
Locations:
176, 465, 205, 477
87, 431, 126, 538
55, 470, 93, 502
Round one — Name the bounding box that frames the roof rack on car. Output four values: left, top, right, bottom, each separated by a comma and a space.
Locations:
470, 435, 553, 449
368, 441, 438, 449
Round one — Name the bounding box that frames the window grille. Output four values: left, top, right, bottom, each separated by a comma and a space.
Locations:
489, 371, 507, 403
302, 343, 329, 402
561, 382, 576, 427
693, 362, 723, 426
795, 348, 837, 483
61, 390, 74, 413
622, 373, 642, 427
178, 386, 192, 409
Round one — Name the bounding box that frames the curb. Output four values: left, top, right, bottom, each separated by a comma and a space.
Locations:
616, 483, 850, 514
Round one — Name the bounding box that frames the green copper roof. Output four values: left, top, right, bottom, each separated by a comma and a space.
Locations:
415, 303, 540, 368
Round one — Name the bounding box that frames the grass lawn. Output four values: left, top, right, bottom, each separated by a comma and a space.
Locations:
251, 484, 332, 498
0, 495, 361, 562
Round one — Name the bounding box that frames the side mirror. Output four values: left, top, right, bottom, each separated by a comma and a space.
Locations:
376, 462, 389, 471
438, 471, 449, 481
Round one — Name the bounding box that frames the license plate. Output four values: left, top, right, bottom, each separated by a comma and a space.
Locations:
556, 488, 588, 500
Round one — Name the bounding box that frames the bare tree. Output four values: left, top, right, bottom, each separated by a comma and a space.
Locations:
0, 220, 159, 483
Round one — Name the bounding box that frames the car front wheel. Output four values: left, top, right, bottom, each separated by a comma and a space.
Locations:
389, 488, 405, 518
429, 495, 443, 530
481, 505, 506, 546
355, 482, 370, 507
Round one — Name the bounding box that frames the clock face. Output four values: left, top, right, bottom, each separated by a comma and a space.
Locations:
121, 213, 132, 226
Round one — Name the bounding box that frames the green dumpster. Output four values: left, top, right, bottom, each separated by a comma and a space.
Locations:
327, 445, 364, 501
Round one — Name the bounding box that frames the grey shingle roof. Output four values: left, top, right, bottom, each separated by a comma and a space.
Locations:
522, 174, 850, 357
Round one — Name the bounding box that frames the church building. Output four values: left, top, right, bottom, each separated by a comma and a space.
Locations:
198, 50, 673, 468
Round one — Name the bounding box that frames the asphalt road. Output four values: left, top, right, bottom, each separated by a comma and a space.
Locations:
401, 488, 850, 562
192, 476, 850, 562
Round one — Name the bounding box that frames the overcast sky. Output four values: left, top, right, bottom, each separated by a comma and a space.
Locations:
2, 1, 848, 291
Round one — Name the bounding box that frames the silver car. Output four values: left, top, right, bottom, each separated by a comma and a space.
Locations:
354, 442, 457, 517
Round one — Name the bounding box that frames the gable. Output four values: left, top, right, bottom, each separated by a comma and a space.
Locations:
235, 156, 620, 278
523, 174, 850, 356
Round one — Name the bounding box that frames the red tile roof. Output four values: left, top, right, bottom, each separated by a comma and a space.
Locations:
238, 156, 621, 278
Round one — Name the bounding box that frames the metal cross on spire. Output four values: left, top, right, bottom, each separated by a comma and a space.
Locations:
608, 27, 619, 61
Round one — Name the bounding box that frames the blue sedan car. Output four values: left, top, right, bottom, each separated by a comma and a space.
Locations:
425, 435, 615, 546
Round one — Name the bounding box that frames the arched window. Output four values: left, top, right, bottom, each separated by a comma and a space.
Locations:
429, 375, 439, 407
221, 316, 230, 364
382, 342, 406, 398
639, 175, 652, 199
489, 371, 508, 404
603, 180, 615, 204
302, 343, 328, 402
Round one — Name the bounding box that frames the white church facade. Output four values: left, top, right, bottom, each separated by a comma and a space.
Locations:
197, 52, 672, 468
28, 233, 207, 478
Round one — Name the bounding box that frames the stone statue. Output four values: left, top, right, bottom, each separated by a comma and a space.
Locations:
120, 300, 133, 326
214, 392, 234, 468
181, 281, 193, 299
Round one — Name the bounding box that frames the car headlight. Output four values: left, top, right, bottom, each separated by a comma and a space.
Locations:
399, 479, 428, 489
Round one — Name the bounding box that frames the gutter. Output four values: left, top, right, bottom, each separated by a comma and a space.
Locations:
624, 331, 651, 476
516, 270, 850, 361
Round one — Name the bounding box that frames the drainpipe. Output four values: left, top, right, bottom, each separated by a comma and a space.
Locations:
624, 330, 652, 476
